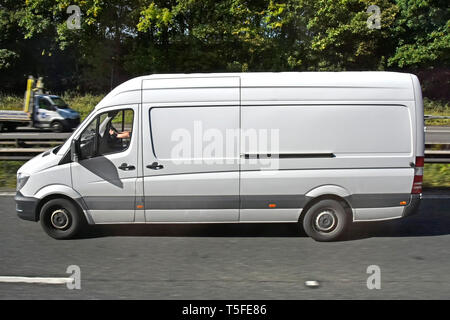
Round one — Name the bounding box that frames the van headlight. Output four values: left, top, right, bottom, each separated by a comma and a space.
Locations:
16, 173, 30, 191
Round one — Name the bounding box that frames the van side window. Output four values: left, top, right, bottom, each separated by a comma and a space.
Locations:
79, 108, 134, 159
38, 97, 53, 111
149, 106, 239, 161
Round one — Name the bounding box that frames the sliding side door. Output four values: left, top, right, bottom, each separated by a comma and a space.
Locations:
141, 77, 241, 222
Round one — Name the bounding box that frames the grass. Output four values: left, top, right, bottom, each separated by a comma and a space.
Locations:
0, 161, 23, 190
423, 163, 450, 188
0, 95, 23, 110
424, 98, 450, 126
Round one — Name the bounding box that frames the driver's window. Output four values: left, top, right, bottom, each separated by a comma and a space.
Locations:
79, 116, 98, 159
38, 98, 53, 111
79, 108, 134, 159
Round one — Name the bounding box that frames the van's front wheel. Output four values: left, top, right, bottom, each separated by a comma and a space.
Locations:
39, 198, 84, 239
50, 120, 64, 132
302, 199, 349, 242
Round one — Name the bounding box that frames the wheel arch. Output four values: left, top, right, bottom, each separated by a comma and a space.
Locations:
34, 185, 92, 224
300, 185, 354, 222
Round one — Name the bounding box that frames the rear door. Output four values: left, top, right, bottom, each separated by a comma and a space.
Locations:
141, 77, 240, 222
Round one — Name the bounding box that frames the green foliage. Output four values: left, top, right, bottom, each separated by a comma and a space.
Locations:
0, 49, 18, 69
0, 95, 23, 110
424, 163, 450, 187
424, 98, 450, 125
0, 161, 23, 190
59, 93, 104, 120
0, 0, 448, 97
388, 0, 450, 68
137, 2, 174, 32
300, 0, 399, 70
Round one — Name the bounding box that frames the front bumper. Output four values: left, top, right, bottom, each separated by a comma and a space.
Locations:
15, 191, 39, 222
403, 194, 422, 217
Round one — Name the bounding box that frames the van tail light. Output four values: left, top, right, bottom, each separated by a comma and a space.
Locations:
415, 156, 424, 167
411, 156, 424, 194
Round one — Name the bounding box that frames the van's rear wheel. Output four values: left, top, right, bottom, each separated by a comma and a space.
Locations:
302, 199, 349, 242
40, 198, 84, 239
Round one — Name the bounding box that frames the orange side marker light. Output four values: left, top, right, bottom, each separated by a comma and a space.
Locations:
269, 203, 277, 208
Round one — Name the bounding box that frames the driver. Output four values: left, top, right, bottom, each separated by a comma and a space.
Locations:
97, 111, 132, 154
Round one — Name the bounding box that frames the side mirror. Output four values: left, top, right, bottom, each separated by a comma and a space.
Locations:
71, 139, 80, 162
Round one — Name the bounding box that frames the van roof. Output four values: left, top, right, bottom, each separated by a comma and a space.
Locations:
95, 71, 415, 110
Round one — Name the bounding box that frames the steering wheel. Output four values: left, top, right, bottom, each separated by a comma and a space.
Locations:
106, 124, 123, 149
110, 124, 119, 134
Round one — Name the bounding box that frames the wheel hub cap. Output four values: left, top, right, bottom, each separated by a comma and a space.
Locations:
315, 210, 336, 232
50, 209, 69, 229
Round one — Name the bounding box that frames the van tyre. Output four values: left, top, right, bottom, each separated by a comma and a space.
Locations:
302, 199, 349, 242
50, 120, 64, 132
39, 198, 85, 239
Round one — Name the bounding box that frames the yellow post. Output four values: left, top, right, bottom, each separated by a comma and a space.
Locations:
23, 76, 34, 113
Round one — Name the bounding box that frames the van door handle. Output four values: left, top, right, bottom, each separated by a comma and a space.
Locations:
147, 162, 164, 170
118, 163, 135, 171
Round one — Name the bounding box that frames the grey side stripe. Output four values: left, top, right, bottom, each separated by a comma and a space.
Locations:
240, 195, 308, 209
146, 195, 307, 210
83, 196, 135, 210
81, 194, 412, 210
346, 193, 411, 208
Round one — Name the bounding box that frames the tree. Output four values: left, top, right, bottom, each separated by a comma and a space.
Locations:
389, 0, 449, 69
0, 0, 448, 99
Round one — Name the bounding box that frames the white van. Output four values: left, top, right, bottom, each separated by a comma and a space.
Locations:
15, 72, 424, 241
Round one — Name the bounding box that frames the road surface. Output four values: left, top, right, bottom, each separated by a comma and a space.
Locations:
0, 195, 449, 299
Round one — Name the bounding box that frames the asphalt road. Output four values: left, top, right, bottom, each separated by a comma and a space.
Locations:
0, 195, 449, 299
0, 126, 449, 144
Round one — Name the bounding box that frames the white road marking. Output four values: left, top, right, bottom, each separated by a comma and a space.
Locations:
305, 280, 320, 288
0, 192, 15, 196
0, 276, 73, 285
